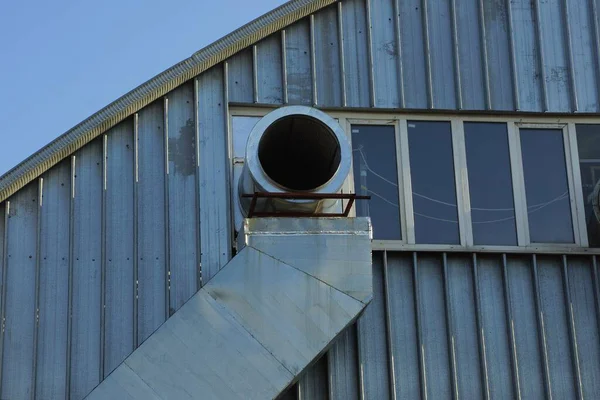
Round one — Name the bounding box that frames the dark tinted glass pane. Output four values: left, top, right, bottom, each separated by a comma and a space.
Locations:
352, 125, 402, 240
576, 124, 600, 246
520, 129, 574, 243
408, 121, 460, 244
465, 123, 517, 245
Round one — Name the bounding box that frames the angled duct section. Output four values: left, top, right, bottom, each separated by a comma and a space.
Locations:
87, 107, 372, 400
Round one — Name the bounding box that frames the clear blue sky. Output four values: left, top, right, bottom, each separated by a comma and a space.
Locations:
0, 0, 287, 175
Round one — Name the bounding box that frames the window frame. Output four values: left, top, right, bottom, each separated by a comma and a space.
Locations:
229, 107, 597, 253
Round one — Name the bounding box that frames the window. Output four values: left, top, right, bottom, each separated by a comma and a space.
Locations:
465, 123, 517, 246
408, 121, 460, 244
576, 124, 600, 246
351, 125, 402, 240
520, 128, 574, 243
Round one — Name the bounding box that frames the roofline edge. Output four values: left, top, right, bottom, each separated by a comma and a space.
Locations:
0, 0, 337, 203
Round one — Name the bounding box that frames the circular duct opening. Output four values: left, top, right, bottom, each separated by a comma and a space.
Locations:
257, 115, 342, 191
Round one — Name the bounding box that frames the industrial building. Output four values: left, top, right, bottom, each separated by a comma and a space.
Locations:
1, 0, 600, 398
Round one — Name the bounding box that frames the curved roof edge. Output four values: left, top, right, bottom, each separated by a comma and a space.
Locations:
0, 0, 336, 203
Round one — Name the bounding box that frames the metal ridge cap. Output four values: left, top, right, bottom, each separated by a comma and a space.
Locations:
0, 0, 337, 203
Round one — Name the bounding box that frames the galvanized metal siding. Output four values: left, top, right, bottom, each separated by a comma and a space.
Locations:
291, 251, 600, 400
227, 0, 600, 112
37, 160, 71, 399
0, 71, 228, 399
1, 182, 38, 400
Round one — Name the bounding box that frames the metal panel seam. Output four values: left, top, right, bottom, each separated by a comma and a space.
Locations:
562, 255, 584, 399
31, 179, 43, 400
443, 253, 459, 400
472, 254, 491, 400
531, 254, 553, 398
502, 254, 522, 400
0, 202, 8, 395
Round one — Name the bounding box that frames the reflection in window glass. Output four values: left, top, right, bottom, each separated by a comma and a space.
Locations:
408, 121, 460, 244
231, 116, 260, 230
465, 123, 517, 245
520, 129, 574, 243
352, 125, 402, 240
576, 124, 600, 246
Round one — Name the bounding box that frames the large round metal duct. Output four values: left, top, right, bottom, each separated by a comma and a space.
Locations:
239, 106, 351, 216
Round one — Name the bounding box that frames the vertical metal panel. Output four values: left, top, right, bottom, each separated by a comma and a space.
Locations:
561, 256, 583, 399
537, 0, 572, 111
166, 82, 199, 314
198, 65, 231, 282
104, 121, 135, 375
506, 0, 521, 110
482, 0, 515, 110
397, 0, 428, 108
70, 139, 103, 400
567, 0, 598, 111
417, 254, 451, 399
32, 179, 42, 400
310, 15, 319, 106
537, 256, 577, 399
510, 0, 543, 112
447, 255, 483, 399
382, 252, 397, 398
501, 255, 522, 400
36, 160, 70, 400
368, 0, 400, 108
226, 48, 254, 103
357, 253, 390, 399
281, 30, 289, 104
328, 326, 360, 400
285, 19, 313, 105
426, 0, 457, 109
256, 34, 284, 104
298, 355, 328, 400
314, 5, 343, 107
341, 0, 370, 107
0, 183, 38, 400
337, 2, 348, 107
386, 253, 421, 400
448, 0, 462, 110
567, 257, 600, 398
477, 255, 515, 399
505, 255, 545, 400
136, 100, 167, 344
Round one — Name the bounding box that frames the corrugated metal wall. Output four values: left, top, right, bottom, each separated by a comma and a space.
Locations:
230, 0, 600, 112
280, 251, 600, 400
1, 0, 600, 398
0, 66, 231, 399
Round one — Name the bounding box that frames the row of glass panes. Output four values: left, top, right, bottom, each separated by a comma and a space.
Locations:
230, 114, 600, 248
352, 121, 595, 247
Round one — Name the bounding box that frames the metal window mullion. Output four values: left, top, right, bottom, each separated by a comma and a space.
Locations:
394, 120, 408, 244
399, 120, 416, 244
562, 125, 583, 245
507, 122, 530, 246
566, 123, 588, 246
365, 0, 376, 108
163, 97, 171, 320
382, 251, 397, 399
412, 252, 428, 400
133, 114, 139, 349
531, 254, 553, 399
452, 120, 473, 246
561, 255, 584, 399
502, 254, 522, 400
31, 178, 43, 400
100, 134, 107, 380
281, 30, 289, 105
442, 253, 460, 400
472, 254, 491, 400
393, 0, 406, 108
310, 15, 318, 107
337, 2, 347, 108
